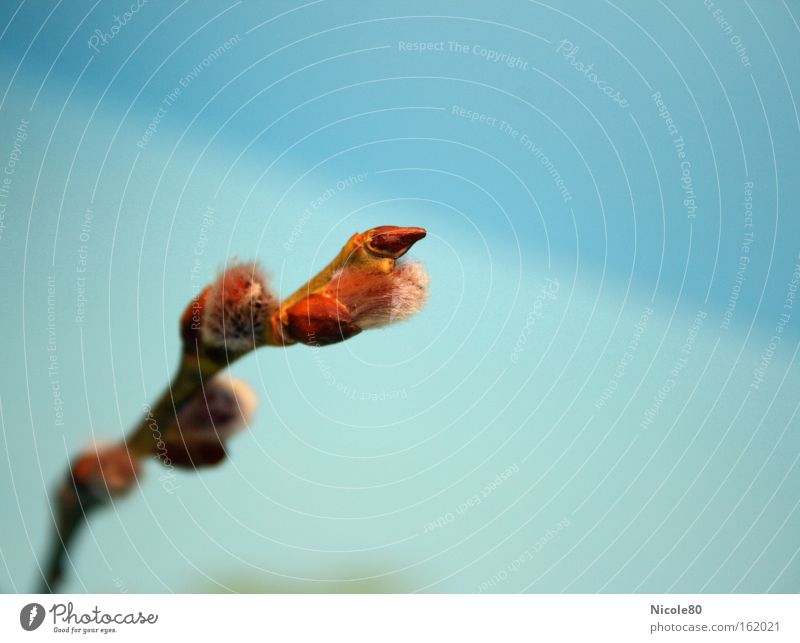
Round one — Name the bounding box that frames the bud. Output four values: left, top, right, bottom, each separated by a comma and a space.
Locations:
201, 262, 279, 353
283, 294, 362, 345
279, 260, 429, 344
363, 226, 427, 259
164, 376, 257, 468
326, 261, 430, 329
71, 443, 140, 502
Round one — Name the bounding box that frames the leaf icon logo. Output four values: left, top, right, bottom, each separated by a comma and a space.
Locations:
20, 603, 45, 631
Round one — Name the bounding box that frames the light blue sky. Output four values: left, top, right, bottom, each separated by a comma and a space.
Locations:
0, 1, 798, 592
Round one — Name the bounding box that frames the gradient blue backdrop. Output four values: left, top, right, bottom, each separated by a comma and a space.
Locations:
1, 0, 799, 592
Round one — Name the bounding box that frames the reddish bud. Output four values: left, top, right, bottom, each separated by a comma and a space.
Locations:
164, 377, 257, 469
365, 226, 427, 259
201, 262, 279, 353
324, 262, 430, 329
163, 437, 227, 469
72, 444, 140, 500
284, 293, 362, 345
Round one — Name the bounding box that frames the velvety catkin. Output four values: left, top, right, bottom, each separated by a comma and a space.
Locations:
72, 444, 140, 499
162, 377, 258, 468
324, 261, 430, 329
201, 262, 279, 352
176, 376, 258, 440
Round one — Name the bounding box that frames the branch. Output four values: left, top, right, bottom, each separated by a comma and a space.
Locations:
36, 226, 428, 593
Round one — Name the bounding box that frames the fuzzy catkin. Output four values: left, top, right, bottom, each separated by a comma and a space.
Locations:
176, 376, 258, 440
201, 262, 279, 352
324, 261, 430, 329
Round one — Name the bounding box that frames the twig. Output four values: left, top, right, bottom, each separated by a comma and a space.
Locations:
36, 226, 427, 592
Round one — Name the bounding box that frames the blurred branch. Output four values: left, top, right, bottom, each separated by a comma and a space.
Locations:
37, 226, 428, 593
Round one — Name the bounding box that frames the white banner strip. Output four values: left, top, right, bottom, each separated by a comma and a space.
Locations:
2, 594, 797, 641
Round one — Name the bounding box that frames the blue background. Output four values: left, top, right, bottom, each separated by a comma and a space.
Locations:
0, 0, 799, 592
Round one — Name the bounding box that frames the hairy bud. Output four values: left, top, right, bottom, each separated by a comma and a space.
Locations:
201, 262, 279, 353
325, 261, 430, 329
279, 260, 429, 345
71, 443, 140, 501
164, 376, 258, 468
283, 293, 362, 345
